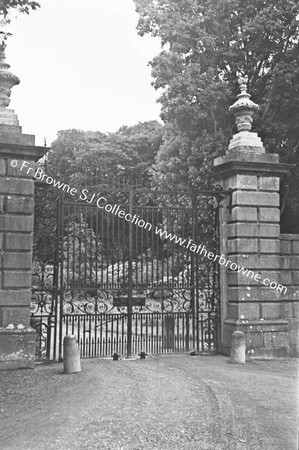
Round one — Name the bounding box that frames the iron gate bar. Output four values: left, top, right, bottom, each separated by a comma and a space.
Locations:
52, 198, 60, 362
58, 193, 64, 361
127, 189, 133, 358
32, 180, 225, 360
191, 196, 196, 350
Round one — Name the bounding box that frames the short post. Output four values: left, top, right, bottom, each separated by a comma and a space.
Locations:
63, 335, 81, 374
230, 331, 245, 364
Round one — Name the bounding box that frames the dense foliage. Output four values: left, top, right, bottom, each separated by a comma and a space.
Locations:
134, 0, 299, 231
0, 0, 39, 40
0, 0, 39, 18
46, 121, 164, 188
33, 122, 164, 264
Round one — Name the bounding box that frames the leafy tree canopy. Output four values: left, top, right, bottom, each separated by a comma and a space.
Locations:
134, 0, 299, 231
0, 0, 39, 18
35, 122, 163, 263
0, 0, 40, 41
46, 121, 164, 188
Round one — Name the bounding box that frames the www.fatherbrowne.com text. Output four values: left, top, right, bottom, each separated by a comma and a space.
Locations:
14, 160, 287, 294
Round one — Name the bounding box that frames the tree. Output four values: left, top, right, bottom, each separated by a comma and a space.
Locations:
34, 122, 164, 264
0, 0, 39, 18
46, 121, 164, 188
134, 0, 299, 231
0, 0, 40, 42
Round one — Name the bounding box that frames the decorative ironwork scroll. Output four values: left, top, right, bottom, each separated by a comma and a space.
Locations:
31, 177, 224, 360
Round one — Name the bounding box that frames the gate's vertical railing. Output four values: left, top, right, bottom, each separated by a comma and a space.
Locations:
51, 196, 61, 361
191, 195, 197, 351
214, 199, 221, 351
195, 256, 200, 351
127, 189, 133, 358
58, 192, 64, 361
31, 179, 224, 359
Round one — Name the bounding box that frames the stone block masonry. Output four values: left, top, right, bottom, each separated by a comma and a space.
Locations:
213, 75, 297, 358
0, 143, 46, 370
0, 156, 37, 328
278, 234, 299, 356
0, 328, 36, 370
0, 41, 47, 369
214, 160, 296, 357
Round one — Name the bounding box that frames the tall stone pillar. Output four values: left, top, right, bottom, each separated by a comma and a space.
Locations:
0, 41, 46, 369
214, 76, 292, 357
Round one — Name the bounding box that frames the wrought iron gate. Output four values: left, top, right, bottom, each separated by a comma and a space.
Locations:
31, 177, 221, 360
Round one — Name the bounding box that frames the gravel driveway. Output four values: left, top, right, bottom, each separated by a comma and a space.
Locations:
0, 355, 297, 450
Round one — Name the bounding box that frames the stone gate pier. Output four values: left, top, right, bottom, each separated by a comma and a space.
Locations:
0, 41, 46, 369
214, 77, 299, 358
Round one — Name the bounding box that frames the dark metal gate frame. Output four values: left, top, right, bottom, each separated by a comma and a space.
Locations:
31, 179, 226, 361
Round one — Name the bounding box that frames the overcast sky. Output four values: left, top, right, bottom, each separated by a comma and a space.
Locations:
5, 0, 162, 146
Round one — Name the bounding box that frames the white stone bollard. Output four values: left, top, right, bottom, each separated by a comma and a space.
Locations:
230, 331, 246, 364
63, 335, 81, 374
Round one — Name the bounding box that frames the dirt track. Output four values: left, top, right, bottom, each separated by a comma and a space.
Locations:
0, 355, 297, 450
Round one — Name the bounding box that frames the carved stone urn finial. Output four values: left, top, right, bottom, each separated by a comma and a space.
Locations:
0, 39, 20, 108
229, 75, 259, 132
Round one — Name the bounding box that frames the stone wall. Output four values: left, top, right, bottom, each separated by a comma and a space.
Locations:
215, 174, 299, 357
0, 40, 48, 369
0, 142, 45, 369
213, 76, 299, 359
279, 233, 299, 356
0, 153, 34, 327
214, 162, 293, 358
